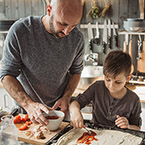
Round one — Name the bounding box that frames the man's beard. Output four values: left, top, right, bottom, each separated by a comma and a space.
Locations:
49, 15, 65, 39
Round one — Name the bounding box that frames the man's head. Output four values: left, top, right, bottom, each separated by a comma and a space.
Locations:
103, 50, 131, 78
47, 0, 83, 38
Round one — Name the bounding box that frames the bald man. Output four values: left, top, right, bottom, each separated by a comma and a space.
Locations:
0, 0, 84, 125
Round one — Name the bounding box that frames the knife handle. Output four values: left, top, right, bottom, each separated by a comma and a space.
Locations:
114, 35, 118, 48
103, 42, 106, 54
10, 108, 18, 116
107, 36, 111, 49
88, 39, 93, 52
114, 35, 118, 47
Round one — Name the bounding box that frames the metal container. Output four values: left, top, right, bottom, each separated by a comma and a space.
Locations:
123, 18, 145, 32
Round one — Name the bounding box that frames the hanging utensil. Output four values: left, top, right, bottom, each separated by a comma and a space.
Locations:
102, 19, 107, 54
93, 21, 100, 45
123, 34, 128, 52
129, 34, 132, 58
112, 21, 118, 48
139, 0, 144, 19
137, 34, 142, 60
88, 23, 94, 53
107, 19, 112, 49
137, 35, 145, 73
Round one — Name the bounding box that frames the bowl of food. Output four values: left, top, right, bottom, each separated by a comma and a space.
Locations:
45, 110, 64, 131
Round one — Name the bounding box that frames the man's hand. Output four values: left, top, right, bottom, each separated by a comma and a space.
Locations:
24, 102, 51, 126
115, 115, 129, 129
52, 96, 69, 116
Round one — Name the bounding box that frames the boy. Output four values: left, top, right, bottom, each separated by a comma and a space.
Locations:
70, 50, 142, 131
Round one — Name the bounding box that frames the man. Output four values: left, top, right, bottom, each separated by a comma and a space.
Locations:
0, 0, 84, 126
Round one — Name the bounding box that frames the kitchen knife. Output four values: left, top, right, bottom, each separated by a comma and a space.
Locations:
10, 108, 19, 116
112, 21, 118, 48
94, 21, 100, 45
107, 19, 112, 49
123, 34, 128, 52
88, 22, 94, 52
129, 34, 132, 58
103, 19, 107, 54
137, 35, 142, 60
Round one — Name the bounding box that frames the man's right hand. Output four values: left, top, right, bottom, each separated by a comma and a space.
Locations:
24, 102, 51, 126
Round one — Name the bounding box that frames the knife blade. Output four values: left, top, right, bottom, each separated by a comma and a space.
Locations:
107, 19, 112, 49
88, 22, 94, 52
103, 19, 107, 54
93, 21, 100, 45
112, 21, 118, 48
123, 34, 128, 52
88, 22, 93, 41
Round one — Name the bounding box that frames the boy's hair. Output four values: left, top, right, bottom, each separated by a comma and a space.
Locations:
103, 50, 131, 78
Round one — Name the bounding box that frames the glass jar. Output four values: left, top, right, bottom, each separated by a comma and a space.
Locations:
0, 115, 18, 145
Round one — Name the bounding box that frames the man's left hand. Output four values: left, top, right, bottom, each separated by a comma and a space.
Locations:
52, 96, 70, 115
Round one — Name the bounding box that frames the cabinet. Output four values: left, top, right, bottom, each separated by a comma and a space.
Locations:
0, 87, 15, 112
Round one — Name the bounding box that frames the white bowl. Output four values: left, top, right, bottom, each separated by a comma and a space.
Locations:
45, 110, 64, 131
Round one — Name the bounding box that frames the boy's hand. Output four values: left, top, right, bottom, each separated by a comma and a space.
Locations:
115, 115, 129, 129
70, 111, 84, 129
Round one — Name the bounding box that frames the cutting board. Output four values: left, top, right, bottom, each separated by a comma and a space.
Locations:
15, 121, 69, 145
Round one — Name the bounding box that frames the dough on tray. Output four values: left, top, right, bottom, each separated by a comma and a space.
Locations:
52, 127, 142, 145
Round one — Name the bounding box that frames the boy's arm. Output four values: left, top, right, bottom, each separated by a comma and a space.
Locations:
128, 124, 140, 130
115, 115, 140, 131
69, 100, 84, 128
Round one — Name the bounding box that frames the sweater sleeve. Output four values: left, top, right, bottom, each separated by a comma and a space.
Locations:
70, 82, 96, 109
69, 33, 85, 74
129, 97, 142, 127
0, 24, 22, 80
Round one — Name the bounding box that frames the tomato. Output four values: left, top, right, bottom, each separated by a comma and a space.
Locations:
21, 114, 29, 122
19, 123, 28, 130
25, 121, 33, 125
13, 115, 21, 124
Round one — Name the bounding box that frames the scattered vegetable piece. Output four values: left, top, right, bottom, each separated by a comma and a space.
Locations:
14, 115, 21, 124
19, 123, 28, 130
21, 114, 29, 122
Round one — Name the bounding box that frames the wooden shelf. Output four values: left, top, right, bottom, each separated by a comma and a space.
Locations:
0, 31, 8, 34
119, 31, 145, 35
80, 24, 118, 29
129, 80, 145, 85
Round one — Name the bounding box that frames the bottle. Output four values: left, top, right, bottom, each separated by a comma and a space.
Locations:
0, 115, 18, 145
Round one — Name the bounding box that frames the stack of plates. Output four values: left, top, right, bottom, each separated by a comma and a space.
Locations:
123, 18, 145, 32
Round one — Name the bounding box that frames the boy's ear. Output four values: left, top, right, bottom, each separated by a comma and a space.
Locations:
47, 5, 52, 16
126, 73, 132, 82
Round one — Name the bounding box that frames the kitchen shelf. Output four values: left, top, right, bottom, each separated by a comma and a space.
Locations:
129, 80, 145, 85
80, 24, 118, 29
119, 31, 145, 35
0, 31, 8, 34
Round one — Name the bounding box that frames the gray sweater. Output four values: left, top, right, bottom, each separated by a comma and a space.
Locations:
0, 16, 84, 107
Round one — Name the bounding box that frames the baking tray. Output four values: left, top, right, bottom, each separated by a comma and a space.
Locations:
46, 120, 145, 145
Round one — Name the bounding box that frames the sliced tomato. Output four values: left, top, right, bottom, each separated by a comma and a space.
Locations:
21, 114, 29, 122
25, 121, 33, 125
13, 115, 21, 124
19, 123, 28, 130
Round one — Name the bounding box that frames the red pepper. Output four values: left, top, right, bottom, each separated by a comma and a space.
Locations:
13, 115, 21, 124
19, 123, 28, 130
